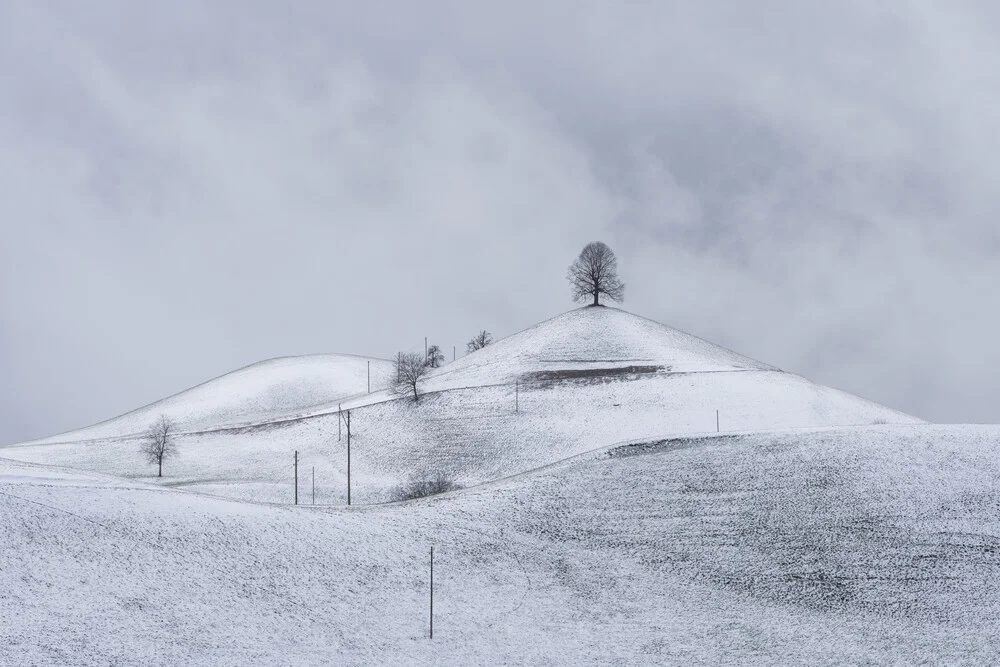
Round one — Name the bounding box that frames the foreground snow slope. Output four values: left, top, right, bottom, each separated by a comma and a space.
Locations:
3, 424, 999, 665
3, 307, 920, 504
18, 354, 395, 445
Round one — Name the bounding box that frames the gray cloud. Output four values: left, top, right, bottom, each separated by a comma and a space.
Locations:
3, 1, 999, 443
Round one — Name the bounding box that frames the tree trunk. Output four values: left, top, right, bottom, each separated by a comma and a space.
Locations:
592, 291, 599, 306
158, 458, 162, 478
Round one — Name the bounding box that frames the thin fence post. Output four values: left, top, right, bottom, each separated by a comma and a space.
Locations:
312, 466, 315, 505
716, 410, 720, 433
346, 410, 352, 506
429, 545, 434, 639
294, 450, 298, 505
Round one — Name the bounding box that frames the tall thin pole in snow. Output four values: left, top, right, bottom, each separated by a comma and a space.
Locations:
367, 360, 370, 393
312, 466, 315, 505
294, 450, 298, 505
424, 337, 428, 360
515, 381, 519, 413
429, 546, 434, 639
716, 410, 720, 433
346, 410, 352, 506
338, 404, 342, 442
453, 345, 455, 362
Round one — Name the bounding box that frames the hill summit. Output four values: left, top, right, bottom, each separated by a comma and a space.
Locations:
423, 306, 776, 391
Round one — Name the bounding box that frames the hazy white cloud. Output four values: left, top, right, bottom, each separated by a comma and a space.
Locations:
3, 1, 999, 442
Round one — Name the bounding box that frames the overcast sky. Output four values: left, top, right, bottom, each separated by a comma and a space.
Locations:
3, 1, 999, 444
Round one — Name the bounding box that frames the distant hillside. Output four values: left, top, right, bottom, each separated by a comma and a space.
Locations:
18, 354, 395, 445
420, 306, 777, 392
2, 307, 922, 504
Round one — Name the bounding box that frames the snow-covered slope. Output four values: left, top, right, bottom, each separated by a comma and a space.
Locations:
421, 306, 776, 392
3, 425, 999, 665
3, 307, 921, 503
20, 354, 396, 445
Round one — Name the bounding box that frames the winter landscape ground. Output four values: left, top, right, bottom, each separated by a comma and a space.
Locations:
2, 306, 998, 665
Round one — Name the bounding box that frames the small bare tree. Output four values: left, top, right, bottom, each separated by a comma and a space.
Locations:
466, 330, 493, 353
425, 344, 445, 368
393, 352, 428, 401
567, 241, 625, 306
142, 414, 177, 478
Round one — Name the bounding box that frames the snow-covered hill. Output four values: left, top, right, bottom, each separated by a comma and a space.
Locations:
419, 306, 776, 392
18, 354, 396, 445
3, 424, 998, 665
2, 307, 921, 503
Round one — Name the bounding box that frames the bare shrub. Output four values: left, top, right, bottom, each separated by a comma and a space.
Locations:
389, 473, 462, 502
467, 330, 493, 352
425, 344, 445, 368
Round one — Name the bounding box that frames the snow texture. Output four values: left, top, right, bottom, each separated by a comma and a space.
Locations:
2, 426, 999, 665
4, 306, 979, 664
16, 354, 395, 445
2, 308, 920, 504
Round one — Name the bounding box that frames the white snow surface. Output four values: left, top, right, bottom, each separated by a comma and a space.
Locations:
17, 354, 395, 445
3, 425, 1000, 665
421, 306, 777, 392
2, 307, 921, 504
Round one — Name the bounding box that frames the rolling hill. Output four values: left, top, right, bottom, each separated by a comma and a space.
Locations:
1, 307, 921, 504
3, 425, 998, 665
16, 354, 396, 445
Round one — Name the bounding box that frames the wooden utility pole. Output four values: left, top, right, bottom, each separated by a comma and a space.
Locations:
429, 546, 434, 639
294, 450, 298, 505
341, 409, 352, 505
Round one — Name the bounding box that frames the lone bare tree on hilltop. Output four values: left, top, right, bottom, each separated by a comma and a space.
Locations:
567, 241, 625, 306
142, 414, 177, 478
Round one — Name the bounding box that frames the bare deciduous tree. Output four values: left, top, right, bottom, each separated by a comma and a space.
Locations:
567, 241, 625, 306
466, 330, 493, 353
142, 414, 177, 478
393, 352, 428, 401
425, 344, 444, 368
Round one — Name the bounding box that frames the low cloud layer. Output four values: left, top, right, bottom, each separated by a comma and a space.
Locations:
3, 1, 998, 443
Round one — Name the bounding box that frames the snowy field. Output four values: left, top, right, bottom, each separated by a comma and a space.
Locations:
6, 306, 986, 664
3, 424, 999, 665
16, 354, 396, 445
1, 308, 920, 504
